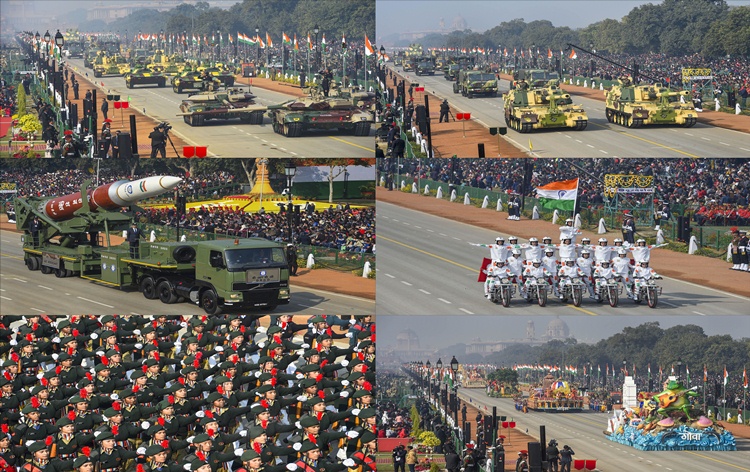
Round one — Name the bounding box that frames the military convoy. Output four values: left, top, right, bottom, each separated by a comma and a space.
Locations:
124, 69, 167, 88
415, 57, 436, 76
605, 77, 697, 128
453, 70, 498, 98
267, 87, 374, 137
503, 80, 588, 132
178, 89, 266, 126
14, 178, 290, 314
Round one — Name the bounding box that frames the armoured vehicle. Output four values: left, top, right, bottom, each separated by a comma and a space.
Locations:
605, 77, 697, 128
267, 87, 374, 137
14, 177, 290, 314
125, 69, 167, 88
444, 64, 460, 81
146, 50, 187, 75
512, 69, 560, 88
178, 89, 266, 126
196, 65, 235, 87
503, 80, 588, 132
93, 52, 130, 77
415, 57, 435, 76
453, 70, 498, 98
171, 71, 219, 93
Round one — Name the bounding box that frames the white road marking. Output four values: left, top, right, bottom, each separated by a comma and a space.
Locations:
414, 226, 421, 229
741, 148, 750, 152
12, 278, 27, 283
401, 281, 413, 286
684, 133, 693, 136
453, 237, 461, 240
660, 301, 678, 308
439, 233, 447, 236
459, 308, 474, 314
587, 144, 595, 148
693, 311, 707, 316
438, 298, 452, 304
77, 297, 114, 308
427, 229, 434, 233
719, 142, 729, 146
1, 239, 9, 243
0, 296, 11, 301
419, 289, 431, 295
385, 274, 395, 278
701, 137, 710, 141
599, 150, 608, 154
37, 285, 53, 290
403, 222, 410, 225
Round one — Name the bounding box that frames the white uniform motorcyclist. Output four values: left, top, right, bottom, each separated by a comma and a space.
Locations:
542, 236, 556, 257
472, 236, 510, 262
506, 248, 525, 297
542, 248, 559, 296
557, 258, 586, 300
522, 259, 552, 299
629, 238, 666, 263
592, 260, 617, 299
578, 237, 592, 257
484, 260, 512, 299
612, 248, 635, 297
576, 249, 596, 297
558, 237, 579, 261
594, 237, 614, 266
632, 260, 662, 298
559, 218, 581, 243
522, 237, 546, 264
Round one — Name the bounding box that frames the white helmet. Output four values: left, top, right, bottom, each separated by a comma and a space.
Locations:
640, 260, 649, 266
545, 248, 554, 254
529, 237, 539, 244
598, 238, 608, 244
637, 239, 646, 245
614, 238, 623, 244
565, 218, 573, 224
581, 237, 590, 244
509, 236, 518, 242
581, 249, 591, 256
496, 236, 505, 242
600, 260, 610, 266
565, 258, 575, 265
617, 249, 627, 255
532, 259, 541, 265
495, 260, 505, 265
543, 236, 552, 244
512, 249, 521, 256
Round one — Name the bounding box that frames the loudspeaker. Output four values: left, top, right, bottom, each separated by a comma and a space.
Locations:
117, 132, 133, 159
528, 442, 542, 467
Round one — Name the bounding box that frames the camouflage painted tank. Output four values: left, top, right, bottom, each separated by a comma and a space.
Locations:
267, 87, 374, 137
177, 89, 266, 126
503, 80, 588, 132
196, 66, 235, 87
93, 53, 130, 77
125, 69, 167, 88
171, 71, 220, 94
605, 77, 697, 128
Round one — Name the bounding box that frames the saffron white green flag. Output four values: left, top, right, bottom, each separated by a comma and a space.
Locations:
536, 178, 578, 211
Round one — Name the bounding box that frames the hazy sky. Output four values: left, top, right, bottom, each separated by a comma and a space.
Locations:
375, 0, 750, 42
379, 316, 750, 351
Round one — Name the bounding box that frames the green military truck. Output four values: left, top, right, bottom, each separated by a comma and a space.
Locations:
415, 57, 435, 76
14, 179, 290, 314
453, 70, 498, 98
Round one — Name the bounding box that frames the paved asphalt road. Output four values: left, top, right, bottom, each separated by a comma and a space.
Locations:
376, 202, 750, 315
0, 230, 374, 315
390, 65, 750, 158
69, 58, 374, 157
458, 388, 750, 472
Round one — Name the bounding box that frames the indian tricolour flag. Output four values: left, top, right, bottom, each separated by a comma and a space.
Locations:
536, 178, 579, 211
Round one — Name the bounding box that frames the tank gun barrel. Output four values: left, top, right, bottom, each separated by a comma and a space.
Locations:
565, 43, 666, 86
40, 176, 182, 221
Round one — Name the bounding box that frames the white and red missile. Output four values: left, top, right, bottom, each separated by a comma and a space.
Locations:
41, 176, 183, 221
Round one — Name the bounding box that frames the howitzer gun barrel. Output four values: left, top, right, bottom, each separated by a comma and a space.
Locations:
42, 176, 182, 221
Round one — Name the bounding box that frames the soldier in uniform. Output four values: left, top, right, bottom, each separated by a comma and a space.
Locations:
61, 131, 80, 157
101, 120, 113, 158
507, 194, 521, 221
739, 230, 749, 272
730, 227, 742, 270
93, 430, 139, 471
286, 244, 298, 276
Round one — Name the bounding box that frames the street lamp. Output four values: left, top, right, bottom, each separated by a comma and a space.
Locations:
450, 356, 459, 425
676, 359, 683, 382
313, 24, 320, 71
426, 360, 432, 403
255, 26, 260, 67
284, 160, 297, 243
55, 30, 66, 127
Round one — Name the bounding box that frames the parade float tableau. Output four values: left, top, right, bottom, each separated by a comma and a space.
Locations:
517, 374, 585, 412
604, 380, 736, 451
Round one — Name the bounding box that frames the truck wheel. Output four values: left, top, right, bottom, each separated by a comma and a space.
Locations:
41, 265, 53, 274
249, 110, 264, 125
354, 122, 371, 136
200, 290, 222, 315
55, 268, 67, 278
157, 280, 178, 304
140, 277, 158, 299
26, 257, 40, 271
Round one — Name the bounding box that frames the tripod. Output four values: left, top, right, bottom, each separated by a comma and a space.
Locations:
448, 109, 455, 122
165, 131, 181, 158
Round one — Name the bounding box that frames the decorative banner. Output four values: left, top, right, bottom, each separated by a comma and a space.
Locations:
0, 183, 18, 194
681, 68, 713, 80
603, 174, 654, 198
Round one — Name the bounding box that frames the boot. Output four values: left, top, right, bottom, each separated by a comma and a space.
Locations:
741, 264, 749, 271
731, 264, 739, 270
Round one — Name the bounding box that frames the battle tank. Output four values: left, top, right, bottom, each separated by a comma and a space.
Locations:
267, 87, 374, 138
171, 71, 220, 94
196, 65, 235, 87
145, 50, 187, 76
605, 77, 697, 128
503, 80, 588, 132
177, 88, 266, 126
125, 69, 167, 88
93, 52, 130, 77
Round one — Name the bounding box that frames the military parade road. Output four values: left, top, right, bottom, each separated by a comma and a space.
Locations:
68, 58, 374, 157
457, 388, 750, 472
0, 229, 375, 315
389, 65, 750, 158
376, 202, 750, 315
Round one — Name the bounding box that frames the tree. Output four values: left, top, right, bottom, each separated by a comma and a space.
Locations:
297, 158, 373, 203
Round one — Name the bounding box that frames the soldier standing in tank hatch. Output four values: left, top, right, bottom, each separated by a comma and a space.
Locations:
286, 243, 298, 276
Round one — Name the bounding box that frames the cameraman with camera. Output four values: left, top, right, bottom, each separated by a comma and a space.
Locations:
149, 122, 170, 158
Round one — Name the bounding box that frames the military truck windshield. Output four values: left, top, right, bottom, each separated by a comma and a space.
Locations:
474, 74, 496, 82
225, 247, 286, 271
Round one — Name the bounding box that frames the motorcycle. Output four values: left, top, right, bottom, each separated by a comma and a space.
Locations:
525, 277, 549, 307
559, 276, 585, 307
595, 277, 622, 307
632, 277, 663, 308
488, 276, 516, 307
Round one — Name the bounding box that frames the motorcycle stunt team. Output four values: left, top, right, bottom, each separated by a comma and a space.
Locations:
474, 218, 664, 304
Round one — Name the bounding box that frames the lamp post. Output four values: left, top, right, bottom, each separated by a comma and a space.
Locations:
216, 29, 221, 64
284, 160, 296, 243
314, 24, 320, 71
426, 360, 432, 403
436, 358, 444, 411
54, 29, 66, 128
677, 359, 683, 383
343, 169, 349, 199
35, 31, 41, 66
450, 356, 459, 425
255, 26, 260, 67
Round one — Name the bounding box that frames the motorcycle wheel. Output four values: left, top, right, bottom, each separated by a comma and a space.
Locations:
647, 287, 658, 308
572, 287, 582, 307
608, 287, 618, 308
501, 287, 511, 307
538, 289, 547, 307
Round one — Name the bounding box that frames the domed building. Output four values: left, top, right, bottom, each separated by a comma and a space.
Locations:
451, 15, 468, 31
544, 316, 570, 341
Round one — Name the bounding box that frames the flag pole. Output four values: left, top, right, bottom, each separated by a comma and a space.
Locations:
723, 365, 727, 420
743, 364, 746, 424
573, 177, 580, 219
